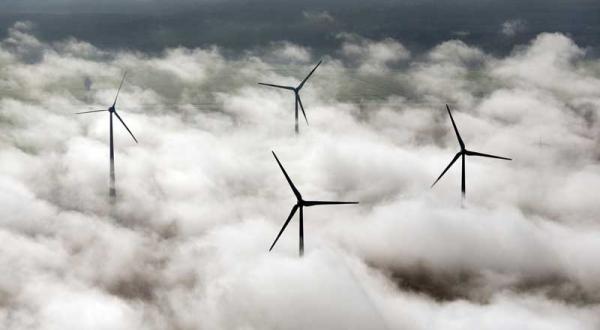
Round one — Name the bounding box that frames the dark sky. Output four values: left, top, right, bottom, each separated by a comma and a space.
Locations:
0, 0, 599, 56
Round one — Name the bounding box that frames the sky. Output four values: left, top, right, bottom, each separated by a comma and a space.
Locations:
1, 1, 600, 329
0, 0, 599, 55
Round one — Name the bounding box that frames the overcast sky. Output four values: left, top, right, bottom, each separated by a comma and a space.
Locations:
0, 0, 599, 55
1, 2, 600, 329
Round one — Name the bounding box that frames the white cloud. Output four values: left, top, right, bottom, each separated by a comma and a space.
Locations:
267, 41, 312, 63
339, 34, 411, 74
1, 22, 600, 329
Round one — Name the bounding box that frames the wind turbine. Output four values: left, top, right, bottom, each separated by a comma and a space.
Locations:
258, 60, 322, 134
431, 105, 511, 200
76, 72, 138, 201
270, 151, 358, 256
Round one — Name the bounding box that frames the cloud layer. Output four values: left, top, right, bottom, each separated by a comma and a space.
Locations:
1, 22, 600, 329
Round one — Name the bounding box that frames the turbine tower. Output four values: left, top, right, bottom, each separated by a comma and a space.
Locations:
431, 105, 511, 200
76, 72, 138, 201
258, 60, 322, 134
270, 151, 358, 256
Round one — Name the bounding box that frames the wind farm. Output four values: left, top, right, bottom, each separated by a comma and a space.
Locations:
1, 2, 598, 329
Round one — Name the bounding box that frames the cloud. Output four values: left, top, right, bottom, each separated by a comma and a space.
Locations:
0, 22, 600, 329
501, 19, 527, 37
338, 34, 411, 74
261, 41, 312, 64
303, 10, 336, 25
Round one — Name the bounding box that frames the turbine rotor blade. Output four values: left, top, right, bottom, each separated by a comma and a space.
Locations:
258, 83, 295, 91
272, 151, 302, 200
269, 204, 299, 251
75, 110, 107, 114
297, 95, 309, 125
303, 201, 359, 206
297, 60, 322, 90
446, 104, 465, 149
431, 152, 461, 188
113, 71, 127, 107
465, 150, 512, 160
113, 111, 138, 143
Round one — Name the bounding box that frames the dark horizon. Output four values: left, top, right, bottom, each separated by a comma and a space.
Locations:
1, 0, 599, 56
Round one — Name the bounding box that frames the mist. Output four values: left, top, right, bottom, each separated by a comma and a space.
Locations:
0, 20, 600, 329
